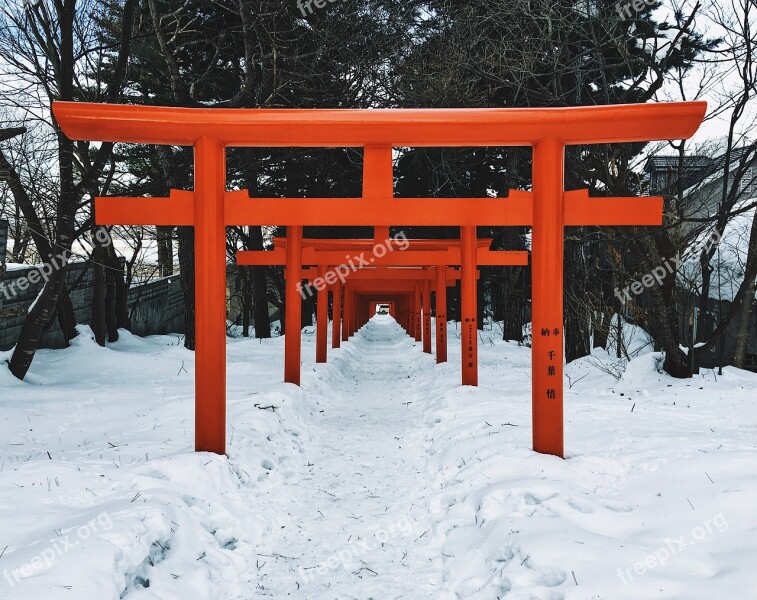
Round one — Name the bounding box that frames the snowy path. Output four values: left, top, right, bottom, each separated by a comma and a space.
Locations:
254, 316, 442, 598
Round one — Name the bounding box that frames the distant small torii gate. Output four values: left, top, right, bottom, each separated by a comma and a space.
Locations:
53, 100, 706, 458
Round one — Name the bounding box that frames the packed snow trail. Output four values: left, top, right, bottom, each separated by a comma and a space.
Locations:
254, 315, 442, 597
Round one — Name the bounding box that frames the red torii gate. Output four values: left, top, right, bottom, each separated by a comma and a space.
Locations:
52, 100, 706, 458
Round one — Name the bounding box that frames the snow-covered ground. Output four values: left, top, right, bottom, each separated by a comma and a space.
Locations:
1, 316, 756, 599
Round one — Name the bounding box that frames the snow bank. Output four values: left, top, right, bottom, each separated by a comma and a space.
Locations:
0, 327, 315, 599
417, 322, 757, 599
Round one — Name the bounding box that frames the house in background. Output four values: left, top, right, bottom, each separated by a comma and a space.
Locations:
644, 148, 757, 212
644, 154, 715, 196
643, 148, 757, 371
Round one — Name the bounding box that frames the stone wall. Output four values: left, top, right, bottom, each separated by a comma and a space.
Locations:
0, 261, 94, 351
127, 275, 185, 337
0, 219, 186, 350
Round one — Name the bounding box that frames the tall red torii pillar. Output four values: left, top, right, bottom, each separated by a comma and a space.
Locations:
52, 100, 705, 458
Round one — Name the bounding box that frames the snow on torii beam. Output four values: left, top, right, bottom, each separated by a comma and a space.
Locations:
52, 100, 706, 459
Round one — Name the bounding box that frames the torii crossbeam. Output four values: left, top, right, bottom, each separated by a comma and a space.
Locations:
53, 100, 706, 457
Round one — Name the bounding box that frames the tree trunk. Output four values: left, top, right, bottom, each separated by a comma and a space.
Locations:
655, 282, 690, 377
104, 258, 119, 342
496, 226, 528, 342
9, 265, 72, 379
178, 225, 195, 349
9, 125, 79, 378
248, 226, 271, 339
302, 282, 314, 327
593, 310, 609, 349
636, 233, 691, 378
106, 244, 130, 331
697, 260, 713, 342
565, 307, 591, 362
565, 238, 591, 362
477, 274, 485, 330
92, 246, 107, 346
235, 266, 252, 337
241, 273, 252, 338
251, 265, 270, 338
56, 292, 78, 341
156, 226, 174, 276
451, 280, 461, 322
501, 269, 527, 342
732, 279, 756, 368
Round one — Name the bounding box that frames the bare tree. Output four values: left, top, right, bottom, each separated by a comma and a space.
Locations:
0, 0, 137, 378
642, 0, 757, 373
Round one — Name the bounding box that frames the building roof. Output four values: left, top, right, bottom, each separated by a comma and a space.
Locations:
645, 148, 757, 195
644, 155, 713, 172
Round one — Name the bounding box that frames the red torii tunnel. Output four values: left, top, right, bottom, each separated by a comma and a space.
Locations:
52, 100, 706, 458
238, 234, 528, 385
298, 264, 466, 365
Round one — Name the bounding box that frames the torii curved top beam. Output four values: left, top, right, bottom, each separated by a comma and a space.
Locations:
52, 101, 706, 147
